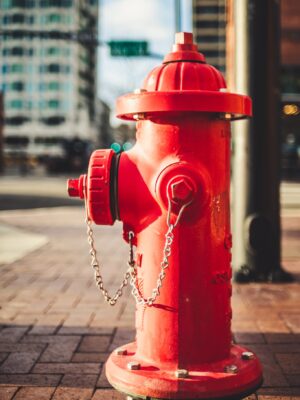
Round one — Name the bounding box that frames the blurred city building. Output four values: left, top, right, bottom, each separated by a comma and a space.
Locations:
0, 0, 104, 173
95, 98, 112, 149
281, 0, 300, 177
193, 0, 300, 177
192, 0, 226, 72
0, 92, 3, 173
112, 123, 135, 146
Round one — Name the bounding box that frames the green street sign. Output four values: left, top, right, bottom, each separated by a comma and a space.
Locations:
108, 40, 149, 57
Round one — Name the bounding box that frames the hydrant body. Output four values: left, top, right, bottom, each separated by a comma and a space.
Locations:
68, 33, 262, 399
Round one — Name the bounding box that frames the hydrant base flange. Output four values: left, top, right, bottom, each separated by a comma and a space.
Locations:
106, 342, 262, 400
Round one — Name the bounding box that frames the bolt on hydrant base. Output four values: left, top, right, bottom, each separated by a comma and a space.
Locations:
106, 342, 262, 400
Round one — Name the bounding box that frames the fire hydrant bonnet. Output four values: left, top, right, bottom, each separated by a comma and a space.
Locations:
116, 32, 252, 120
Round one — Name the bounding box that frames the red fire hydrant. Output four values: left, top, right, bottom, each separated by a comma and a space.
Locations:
68, 32, 262, 400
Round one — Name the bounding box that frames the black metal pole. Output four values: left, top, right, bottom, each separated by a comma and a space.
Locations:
233, 0, 293, 282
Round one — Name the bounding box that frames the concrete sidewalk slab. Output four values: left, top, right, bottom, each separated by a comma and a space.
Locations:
0, 223, 48, 265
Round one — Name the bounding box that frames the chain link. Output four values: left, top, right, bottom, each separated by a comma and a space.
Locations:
84, 191, 191, 306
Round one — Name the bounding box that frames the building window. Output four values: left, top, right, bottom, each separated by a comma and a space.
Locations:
38, 81, 63, 91
49, 81, 59, 90
48, 99, 60, 108
11, 47, 24, 56
47, 47, 60, 55
48, 64, 60, 73
200, 35, 225, 43
40, 0, 72, 7
195, 20, 225, 29
12, 13, 26, 23
194, 6, 225, 14
40, 64, 63, 73
11, 81, 24, 91
5, 135, 29, 144
3, 15, 10, 24
1, 83, 8, 91
1, 65, 9, 74
203, 50, 226, 58
40, 64, 71, 73
2, 0, 35, 8
11, 64, 24, 73
10, 99, 23, 109
39, 116, 65, 125
15, 0, 35, 7
2, 48, 10, 56
5, 117, 30, 126
48, 13, 61, 23
1, 0, 11, 9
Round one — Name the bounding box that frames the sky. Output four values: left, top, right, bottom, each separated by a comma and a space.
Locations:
98, 0, 192, 120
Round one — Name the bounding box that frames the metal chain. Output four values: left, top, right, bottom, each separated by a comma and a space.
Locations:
84, 191, 191, 306
128, 196, 191, 306
128, 225, 174, 306
128, 196, 192, 306
84, 197, 132, 306
85, 217, 132, 306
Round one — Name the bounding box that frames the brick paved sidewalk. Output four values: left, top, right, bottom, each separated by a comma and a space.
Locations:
0, 206, 299, 400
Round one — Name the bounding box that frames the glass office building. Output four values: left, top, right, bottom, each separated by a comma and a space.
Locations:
0, 0, 98, 163
192, 0, 226, 72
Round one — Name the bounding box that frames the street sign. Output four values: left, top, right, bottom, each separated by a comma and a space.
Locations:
108, 40, 149, 57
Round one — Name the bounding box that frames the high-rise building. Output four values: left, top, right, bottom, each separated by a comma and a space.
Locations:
0, 0, 98, 168
280, 0, 300, 175
281, 0, 300, 93
0, 92, 3, 172
192, 0, 226, 72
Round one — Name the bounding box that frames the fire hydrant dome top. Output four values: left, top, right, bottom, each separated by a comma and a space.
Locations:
143, 59, 226, 92
116, 32, 252, 120
144, 32, 226, 92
